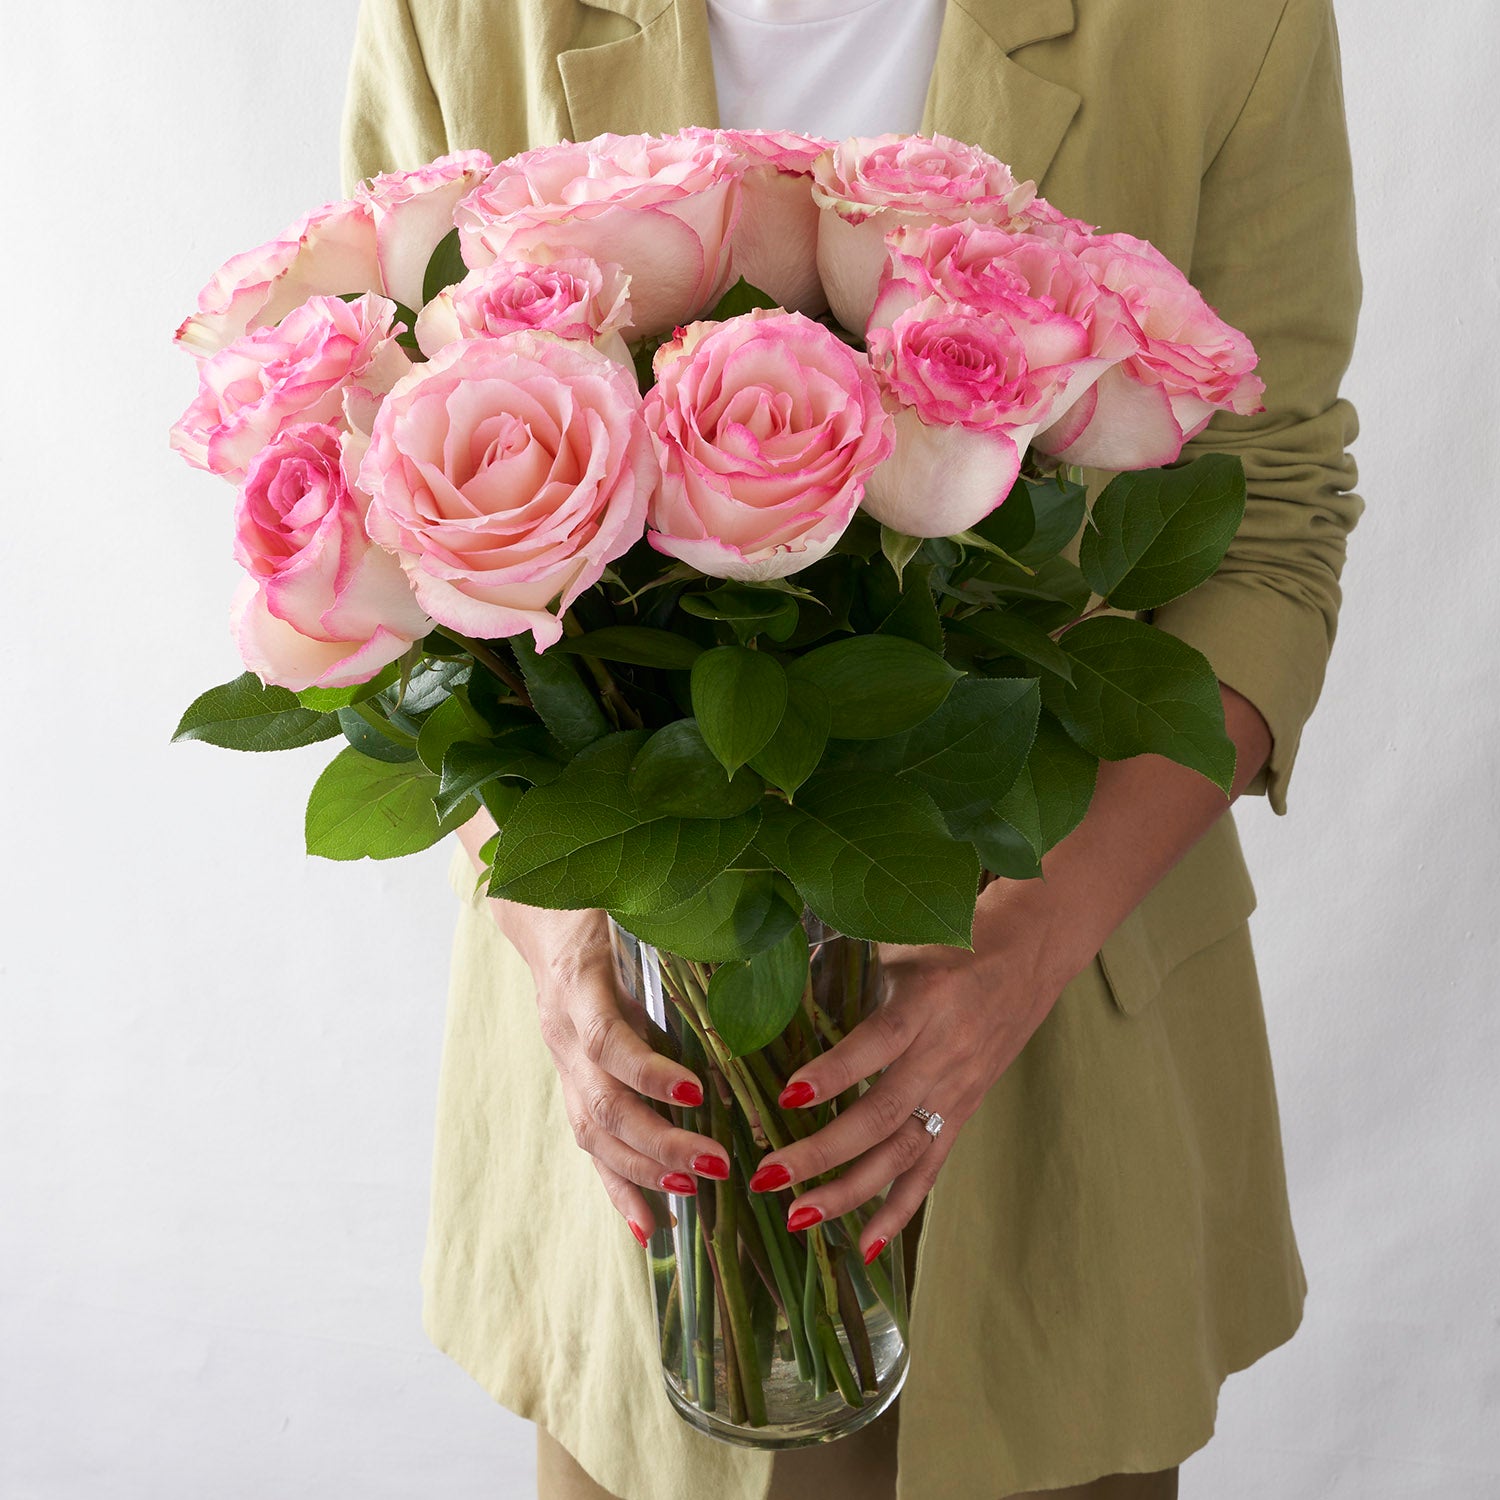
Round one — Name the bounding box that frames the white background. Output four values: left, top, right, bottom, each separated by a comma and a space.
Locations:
2, 3, 1497, 1497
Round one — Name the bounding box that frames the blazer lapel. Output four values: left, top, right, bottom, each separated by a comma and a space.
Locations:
563, 0, 1079, 190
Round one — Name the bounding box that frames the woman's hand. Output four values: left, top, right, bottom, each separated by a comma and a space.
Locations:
456, 809, 731, 1246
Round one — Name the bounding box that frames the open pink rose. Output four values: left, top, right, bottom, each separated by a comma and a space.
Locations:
1033, 231, 1265, 469
684, 126, 833, 316
644, 308, 893, 581
454, 132, 743, 340
414, 254, 634, 369
173, 197, 379, 362
862, 295, 1089, 537
811, 133, 1041, 335
170, 294, 412, 483
353, 150, 494, 310
359, 332, 655, 650
230, 423, 431, 690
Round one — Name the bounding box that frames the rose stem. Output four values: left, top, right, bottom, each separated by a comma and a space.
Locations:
735, 1185, 786, 1318
801, 1229, 830, 1400
814, 1309, 865, 1409
659, 1264, 683, 1371
560, 611, 642, 729
692, 1202, 716, 1412
430, 626, 531, 703
709, 1084, 765, 1426
834, 1250, 879, 1393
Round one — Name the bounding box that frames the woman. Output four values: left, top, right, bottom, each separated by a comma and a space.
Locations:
339, 2, 1363, 1497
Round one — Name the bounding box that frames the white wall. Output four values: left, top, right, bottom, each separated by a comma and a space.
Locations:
1, 3, 1495, 1497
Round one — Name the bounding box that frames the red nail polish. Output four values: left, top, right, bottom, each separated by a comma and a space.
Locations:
692, 1153, 731, 1180
749, 1162, 792, 1193
779, 1080, 816, 1108
628, 1220, 649, 1247
787, 1203, 824, 1232
661, 1171, 698, 1194
863, 1236, 889, 1266
669, 1079, 704, 1107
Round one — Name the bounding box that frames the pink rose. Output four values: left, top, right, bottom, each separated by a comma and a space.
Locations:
1033, 232, 1265, 469
454, 132, 744, 340
173, 197, 380, 362
170, 294, 413, 483
684, 126, 833, 316
862, 295, 1090, 537
353, 150, 494, 310
230, 423, 431, 690
810, 133, 1041, 335
413, 254, 634, 368
359, 332, 655, 650
644, 308, 894, 581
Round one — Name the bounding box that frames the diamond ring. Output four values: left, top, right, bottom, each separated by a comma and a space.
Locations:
911, 1107, 945, 1137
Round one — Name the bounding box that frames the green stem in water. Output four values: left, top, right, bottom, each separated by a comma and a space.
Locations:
709, 1085, 766, 1426
834, 1250, 879, 1394
814, 1309, 865, 1409
693, 1203, 716, 1412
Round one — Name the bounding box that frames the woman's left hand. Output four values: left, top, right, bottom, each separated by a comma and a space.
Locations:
747, 908, 1078, 1265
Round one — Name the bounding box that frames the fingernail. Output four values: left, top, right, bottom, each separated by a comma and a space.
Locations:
787, 1203, 824, 1232
661, 1171, 697, 1194
863, 1236, 889, 1266
749, 1162, 792, 1193
670, 1079, 704, 1107
779, 1080, 816, 1108
628, 1220, 649, 1247
692, 1153, 731, 1180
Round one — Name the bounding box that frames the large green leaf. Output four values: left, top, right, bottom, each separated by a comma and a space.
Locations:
488, 732, 761, 910
681, 584, 798, 644
172, 673, 340, 753
1079, 453, 1247, 610
421, 227, 468, 306
946, 610, 1074, 682
786, 635, 961, 740
511, 634, 609, 752
609, 869, 801, 963
875, 563, 945, 653
552, 625, 705, 670
706, 921, 811, 1056
435, 732, 564, 821
1044, 617, 1235, 793
337, 704, 418, 763
305, 747, 469, 860
756, 769, 979, 946
416, 693, 476, 775
974, 474, 1088, 564
690, 646, 788, 775
748, 674, 831, 797
628, 719, 766, 818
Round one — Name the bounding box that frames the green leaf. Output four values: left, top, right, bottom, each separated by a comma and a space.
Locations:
305, 747, 468, 860
172, 673, 340, 753
987, 710, 1098, 864
946, 610, 1074, 682
488, 732, 761, 910
416, 693, 476, 775
436, 732, 564, 821
681, 584, 798, 644
892, 677, 1040, 833
966, 815, 1042, 880
511, 634, 610, 752
748, 675, 831, 797
690, 646, 788, 775
703, 275, 780, 322
295, 661, 401, 712
1044, 617, 1235, 793
786, 635, 961, 740
755, 769, 979, 946
879, 526, 923, 586
1079, 454, 1247, 610
875, 563, 945, 654
706, 921, 811, 1056
337, 705, 418, 763
421, 227, 468, 307
552, 626, 705, 670
973, 473, 1088, 563
609, 869, 801, 963
628, 719, 766, 818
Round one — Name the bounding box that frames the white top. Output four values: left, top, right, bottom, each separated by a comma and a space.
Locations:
705, 0, 948, 140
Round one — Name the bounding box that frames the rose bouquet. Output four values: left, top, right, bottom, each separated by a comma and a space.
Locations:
171, 128, 1261, 1447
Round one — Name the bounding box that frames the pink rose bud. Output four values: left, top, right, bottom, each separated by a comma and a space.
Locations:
862, 294, 1090, 537
811, 133, 1042, 336
170, 294, 413, 483
1033, 232, 1265, 470
229, 423, 431, 691
644, 308, 894, 581
684, 126, 834, 316
353, 150, 494, 310
413, 254, 634, 369
455, 132, 744, 340
359, 332, 656, 650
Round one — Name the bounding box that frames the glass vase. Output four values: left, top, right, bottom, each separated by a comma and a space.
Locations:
607, 910, 910, 1449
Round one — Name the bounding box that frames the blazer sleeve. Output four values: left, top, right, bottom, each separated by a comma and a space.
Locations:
339, 0, 452, 195
1149, 0, 1364, 816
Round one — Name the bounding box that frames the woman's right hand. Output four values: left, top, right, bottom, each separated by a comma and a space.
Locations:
456, 809, 731, 1245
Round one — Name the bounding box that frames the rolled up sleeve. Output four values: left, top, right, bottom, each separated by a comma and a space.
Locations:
1149, 0, 1364, 816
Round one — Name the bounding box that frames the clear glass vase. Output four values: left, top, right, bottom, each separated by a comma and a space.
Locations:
608, 911, 910, 1449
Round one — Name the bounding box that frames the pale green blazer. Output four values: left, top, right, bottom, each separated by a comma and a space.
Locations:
339, 4, 1362, 1496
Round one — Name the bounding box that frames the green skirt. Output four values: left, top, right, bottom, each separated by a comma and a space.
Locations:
421, 818, 1306, 1500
